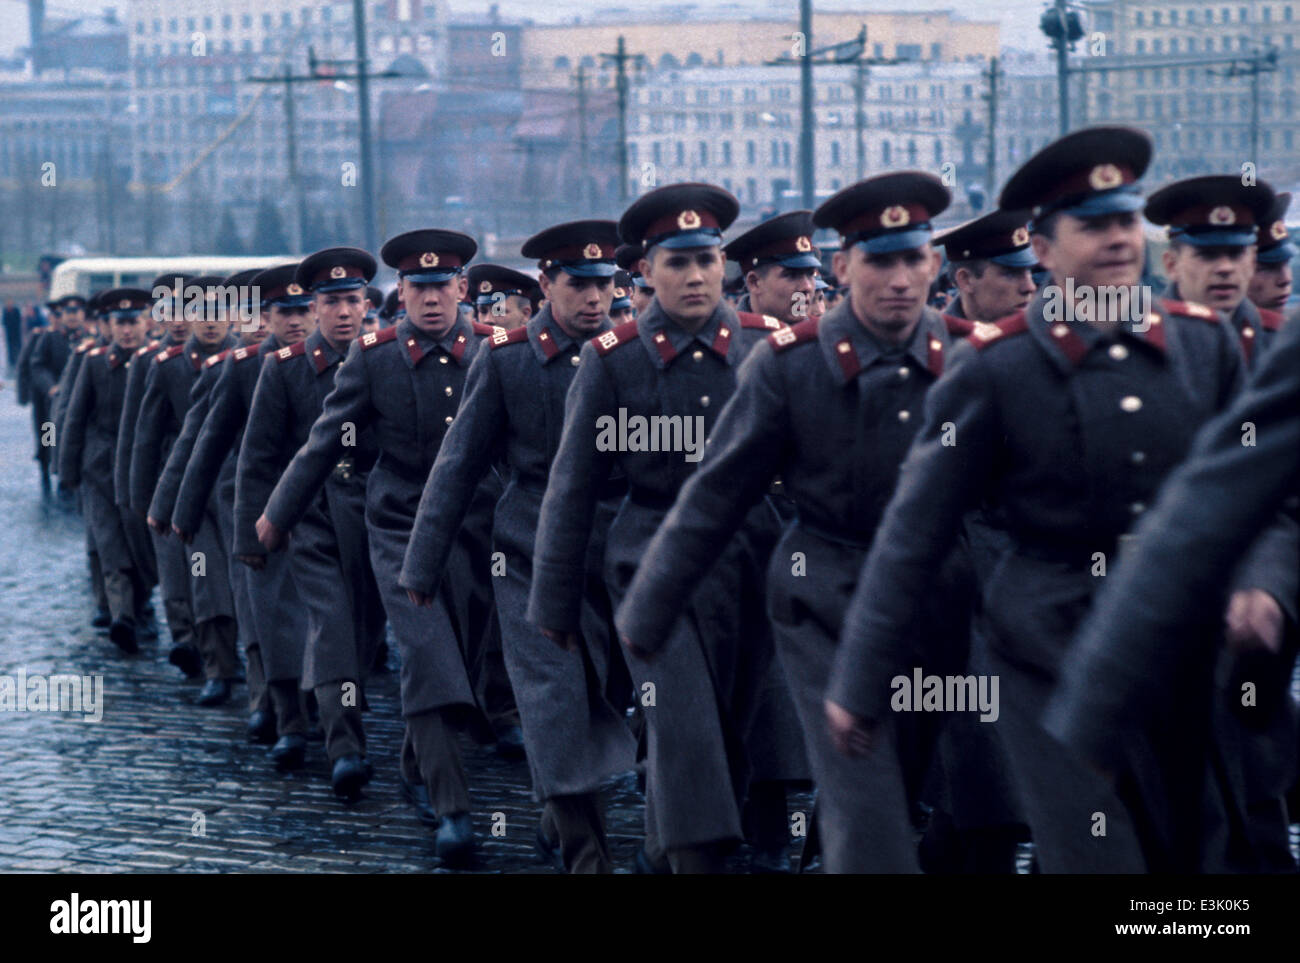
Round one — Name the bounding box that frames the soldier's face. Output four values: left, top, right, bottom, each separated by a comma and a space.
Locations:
631, 286, 655, 313
610, 306, 635, 324
157, 299, 191, 341
1033, 211, 1144, 291
955, 262, 1038, 323
63, 306, 86, 331
746, 264, 818, 325
1248, 259, 1293, 312
401, 276, 467, 339
195, 310, 231, 346
834, 243, 939, 342
315, 290, 364, 346
268, 304, 313, 346
111, 313, 147, 351
489, 295, 532, 331
642, 246, 724, 327
539, 271, 612, 336
1162, 244, 1255, 313
810, 290, 826, 321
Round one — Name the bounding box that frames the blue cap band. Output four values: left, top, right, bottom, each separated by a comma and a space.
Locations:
1054, 184, 1145, 220
767, 251, 823, 270
555, 261, 618, 278
650, 228, 723, 249
989, 246, 1039, 268
1257, 239, 1297, 264
632, 276, 651, 288
314, 277, 367, 293
1170, 226, 1256, 248
854, 226, 932, 254
401, 268, 462, 284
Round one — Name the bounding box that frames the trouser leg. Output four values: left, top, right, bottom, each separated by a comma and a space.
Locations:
545, 793, 611, 874
196, 615, 240, 681
315, 680, 366, 762
406, 708, 471, 817
89, 551, 109, 614
245, 645, 270, 714
268, 679, 307, 737
667, 843, 728, 874
163, 597, 196, 651
103, 567, 135, 624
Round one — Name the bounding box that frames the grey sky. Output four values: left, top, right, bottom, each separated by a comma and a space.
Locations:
0, 0, 1051, 56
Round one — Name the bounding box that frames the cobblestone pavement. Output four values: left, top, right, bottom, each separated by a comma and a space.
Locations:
1, 384, 1293, 874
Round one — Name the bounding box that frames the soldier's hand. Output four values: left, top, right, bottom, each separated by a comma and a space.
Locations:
825, 699, 875, 757
539, 627, 579, 653
1225, 588, 1285, 655
47, 385, 58, 397
256, 513, 284, 552
406, 588, 434, 608
171, 524, 193, 544
147, 515, 168, 535
620, 632, 656, 662
237, 554, 266, 571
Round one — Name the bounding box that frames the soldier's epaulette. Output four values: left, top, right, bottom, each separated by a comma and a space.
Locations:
738, 311, 786, 332
768, 318, 819, 352
274, 341, 308, 363
489, 326, 529, 350
1159, 298, 1220, 323
593, 319, 640, 356
231, 345, 258, 363
155, 343, 185, 364
472, 320, 505, 337
136, 340, 160, 358
941, 313, 975, 337
1258, 308, 1284, 332
359, 326, 400, 351
87, 345, 107, 358
75, 336, 97, 354
204, 349, 230, 369
970, 311, 1029, 350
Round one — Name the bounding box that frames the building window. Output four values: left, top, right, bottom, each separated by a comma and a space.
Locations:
1152, 10, 1161, 25
698, 142, 708, 165
1240, 6, 1249, 21
746, 140, 756, 164
831, 141, 840, 165
771, 140, 779, 165
882, 141, 891, 164
1136, 39, 1146, 54
1136, 11, 1144, 25
652, 142, 662, 165
722, 142, 732, 164
675, 142, 684, 165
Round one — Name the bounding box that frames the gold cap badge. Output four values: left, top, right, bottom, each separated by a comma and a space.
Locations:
287, 283, 303, 296
794, 235, 812, 252
330, 266, 347, 280
1011, 226, 1030, 246
677, 209, 702, 230
1088, 164, 1122, 190
1208, 206, 1236, 226
583, 243, 602, 259
881, 206, 909, 228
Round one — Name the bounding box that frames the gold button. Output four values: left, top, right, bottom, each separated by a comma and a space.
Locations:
700, 395, 710, 407
1129, 502, 1145, 515
1120, 395, 1142, 413
929, 339, 942, 351
439, 355, 449, 364
898, 410, 911, 422
897, 366, 910, 379
1131, 450, 1146, 464
444, 415, 453, 426
1108, 344, 1128, 361
571, 355, 580, 366
1051, 324, 1069, 338
444, 386, 453, 397
1243, 327, 1256, 339
692, 349, 704, 362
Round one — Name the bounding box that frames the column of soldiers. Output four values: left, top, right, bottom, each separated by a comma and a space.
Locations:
23, 122, 1300, 873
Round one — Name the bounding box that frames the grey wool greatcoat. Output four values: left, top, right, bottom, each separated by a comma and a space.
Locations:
263, 316, 495, 723
237, 330, 385, 691
830, 290, 1299, 874
114, 337, 175, 589
132, 332, 238, 622
616, 301, 990, 872
527, 298, 785, 851
58, 343, 142, 575
1047, 306, 1300, 873
173, 335, 307, 684
400, 307, 636, 800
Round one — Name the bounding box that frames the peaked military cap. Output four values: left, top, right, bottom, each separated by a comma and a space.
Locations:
611, 270, 634, 311
616, 242, 651, 288
1145, 175, 1275, 248
381, 289, 403, 321
1000, 126, 1151, 222
1256, 192, 1296, 264
619, 182, 740, 250
725, 210, 822, 272
381, 229, 476, 283
98, 287, 151, 318
523, 220, 620, 277
296, 247, 376, 293
934, 208, 1038, 268
365, 285, 384, 309
467, 264, 539, 306
814, 171, 949, 254
57, 293, 88, 310
254, 263, 312, 308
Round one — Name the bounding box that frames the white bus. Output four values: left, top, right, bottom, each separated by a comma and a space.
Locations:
48, 256, 292, 302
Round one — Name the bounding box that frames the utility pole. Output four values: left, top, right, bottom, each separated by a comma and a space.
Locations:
352, 0, 377, 252
282, 65, 304, 252
576, 65, 590, 214
853, 26, 867, 181
798, 0, 815, 209
983, 56, 1000, 209
601, 36, 634, 202
1040, 0, 1083, 135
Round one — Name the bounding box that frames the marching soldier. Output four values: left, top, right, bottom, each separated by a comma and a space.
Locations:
933, 209, 1039, 326
723, 209, 821, 327
467, 264, 536, 331
1247, 192, 1295, 315
58, 288, 152, 653
528, 183, 785, 873
400, 220, 637, 873
1146, 175, 1281, 370
255, 236, 492, 865
237, 251, 386, 799
171, 267, 312, 758
609, 271, 636, 324
132, 276, 240, 705
616, 174, 963, 873
117, 276, 193, 676
616, 242, 655, 315
28, 296, 81, 497
824, 127, 1294, 873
